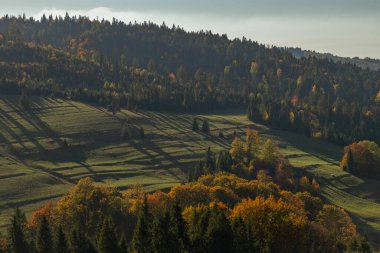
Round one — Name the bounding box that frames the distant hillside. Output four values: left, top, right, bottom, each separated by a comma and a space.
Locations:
286, 47, 380, 71
0, 14, 379, 146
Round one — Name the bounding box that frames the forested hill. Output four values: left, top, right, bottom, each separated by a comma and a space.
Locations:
287, 47, 380, 71
0, 14, 379, 145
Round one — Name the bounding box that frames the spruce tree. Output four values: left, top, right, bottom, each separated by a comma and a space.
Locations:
119, 233, 129, 253
216, 150, 233, 172
192, 118, 199, 132
169, 201, 189, 252
139, 127, 145, 138
36, 215, 53, 253
54, 226, 69, 253
8, 208, 29, 253
205, 205, 233, 253
131, 197, 153, 253
347, 148, 355, 172
70, 228, 96, 253
151, 213, 171, 253
97, 218, 120, 253
204, 147, 216, 173
231, 217, 249, 253
201, 120, 210, 134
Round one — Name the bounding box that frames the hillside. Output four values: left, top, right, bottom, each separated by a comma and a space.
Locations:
0, 95, 379, 249
0, 15, 379, 146
287, 47, 380, 71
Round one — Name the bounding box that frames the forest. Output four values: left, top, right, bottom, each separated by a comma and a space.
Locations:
0, 14, 379, 146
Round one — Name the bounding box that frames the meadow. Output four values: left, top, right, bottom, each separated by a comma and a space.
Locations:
0, 95, 379, 248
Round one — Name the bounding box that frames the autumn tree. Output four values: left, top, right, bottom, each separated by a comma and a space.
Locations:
244, 128, 259, 162
261, 139, 279, 166
316, 205, 356, 243
230, 137, 244, 164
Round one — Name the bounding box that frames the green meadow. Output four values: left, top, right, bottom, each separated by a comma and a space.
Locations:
0, 95, 379, 248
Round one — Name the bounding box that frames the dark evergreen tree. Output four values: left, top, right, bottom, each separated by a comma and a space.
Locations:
119, 234, 129, 253
138, 127, 145, 138
8, 208, 29, 253
347, 148, 355, 172
231, 217, 249, 253
70, 228, 97, 253
36, 215, 53, 253
192, 118, 199, 132
130, 197, 153, 253
151, 213, 172, 253
205, 205, 233, 253
168, 201, 189, 252
97, 217, 120, 253
216, 150, 233, 172
201, 120, 210, 134
218, 130, 225, 138
204, 147, 216, 173
54, 226, 69, 253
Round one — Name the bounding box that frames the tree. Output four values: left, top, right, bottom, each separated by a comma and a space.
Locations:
340, 148, 354, 172
230, 137, 244, 164
139, 127, 145, 138
261, 139, 279, 165
36, 215, 53, 253
216, 150, 233, 172
245, 129, 259, 162
97, 218, 120, 253
205, 204, 233, 253
54, 226, 69, 253
69, 228, 96, 253
8, 208, 29, 253
131, 197, 153, 253
192, 119, 199, 132
119, 234, 129, 253
316, 205, 356, 243
231, 217, 249, 253
201, 120, 210, 134
204, 147, 216, 173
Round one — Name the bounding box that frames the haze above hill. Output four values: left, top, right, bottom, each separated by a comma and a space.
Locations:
1, 0, 380, 59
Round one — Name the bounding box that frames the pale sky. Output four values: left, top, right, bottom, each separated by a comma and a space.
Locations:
1, 0, 379, 59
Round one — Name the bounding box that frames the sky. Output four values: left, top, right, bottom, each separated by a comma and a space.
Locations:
1, 0, 379, 59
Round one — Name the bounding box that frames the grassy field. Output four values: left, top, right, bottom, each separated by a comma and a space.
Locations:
0, 95, 379, 249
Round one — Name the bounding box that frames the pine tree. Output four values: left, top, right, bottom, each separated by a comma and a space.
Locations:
347, 148, 354, 172
206, 205, 233, 253
151, 213, 171, 253
201, 120, 210, 134
8, 208, 29, 253
231, 217, 249, 253
131, 197, 153, 253
70, 228, 96, 253
169, 201, 189, 252
139, 127, 145, 138
97, 218, 120, 253
216, 150, 233, 172
204, 147, 216, 173
119, 233, 129, 253
54, 226, 69, 253
192, 119, 199, 132
36, 215, 53, 253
